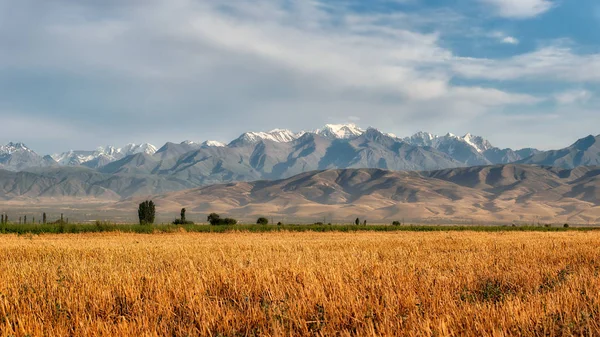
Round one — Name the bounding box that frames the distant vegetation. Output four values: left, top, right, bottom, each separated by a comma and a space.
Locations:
207, 213, 237, 226
172, 208, 194, 225
137, 200, 155, 225
0, 222, 597, 235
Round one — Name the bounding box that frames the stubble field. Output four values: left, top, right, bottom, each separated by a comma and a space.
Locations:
0, 231, 599, 336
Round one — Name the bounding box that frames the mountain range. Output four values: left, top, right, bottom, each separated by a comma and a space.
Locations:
2, 124, 541, 174
3, 164, 599, 223
1, 123, 600, 206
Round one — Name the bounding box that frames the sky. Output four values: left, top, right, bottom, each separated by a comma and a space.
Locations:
1, 0, 600, 154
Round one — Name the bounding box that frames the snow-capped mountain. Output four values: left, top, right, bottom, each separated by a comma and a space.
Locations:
404, 132, 493, 153
403, 132, 437, 147
314, 124, 364, 139
0, 142, 31, 155
462, 133, 494, 153
202, 140, 226, 147
403, 132, 536, 165
230, 129, 305, 145
121, 143, 157, 156
3, 123, 542, 172
52, 143, 157, 168
0, 142, 57, 171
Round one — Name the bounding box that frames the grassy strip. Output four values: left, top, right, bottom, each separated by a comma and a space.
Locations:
0, 223, 598, 234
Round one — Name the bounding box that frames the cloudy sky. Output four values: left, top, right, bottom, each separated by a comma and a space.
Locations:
1, 0, 599, 154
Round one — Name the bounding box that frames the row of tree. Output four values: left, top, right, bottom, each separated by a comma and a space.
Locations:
136, 201, 404, 226
137, 201, 239, 225
0, 213, 67, 225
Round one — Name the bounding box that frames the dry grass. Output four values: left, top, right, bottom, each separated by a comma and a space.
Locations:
0, 231, 599, 336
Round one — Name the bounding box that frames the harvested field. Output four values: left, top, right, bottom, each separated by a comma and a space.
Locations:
0, 231, 599, 336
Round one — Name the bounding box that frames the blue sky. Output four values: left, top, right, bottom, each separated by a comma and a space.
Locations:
1, 0, 599, 153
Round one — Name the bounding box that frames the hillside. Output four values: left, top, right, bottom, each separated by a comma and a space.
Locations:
111, 165, 600, 223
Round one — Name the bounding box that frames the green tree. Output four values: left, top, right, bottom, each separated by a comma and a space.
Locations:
256, 217, 269, 225
207, 213, 221, 225
355, 217, 360, 225
363, 220, 367, 226
43, 213, 47, 224
173, 208, 194, 225
222, 218, 238, 225
392, 221, 401, 226
138, 200, 156, 225
207, 213, 237, 225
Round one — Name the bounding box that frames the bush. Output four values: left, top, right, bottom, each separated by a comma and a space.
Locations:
221, 218, 237, 225
256, 217, 269, 225
208, 213, 237, 225
392, 221, 401, 226
564, 223, 569, 228
172, 219, 194, 225
207, 213, 221, 225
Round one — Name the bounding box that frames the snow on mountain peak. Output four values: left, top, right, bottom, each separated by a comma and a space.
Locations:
52, 143, 157, 166
235, 129, 304, 144
121, 143, 157, 155
403, 132, 437, 147
403, 132, 494, 153
202, 140, 226, 147
0, 142, 31, 154
315, 123, 365, 139
462, 133, 493, 153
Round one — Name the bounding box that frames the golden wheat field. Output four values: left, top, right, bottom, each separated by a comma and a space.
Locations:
0, 231, 599, 336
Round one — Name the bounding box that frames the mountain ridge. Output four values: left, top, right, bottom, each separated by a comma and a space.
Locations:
2, 123, 538, 173
3, 164, 599, 223
3, 126, 599, 191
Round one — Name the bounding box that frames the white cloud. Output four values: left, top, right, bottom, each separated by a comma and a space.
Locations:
0, 0, 589, 153
501, 36, 519, 44
453, 44, 600, 83
555, 90, 592, 105
480, 0, 554, 19
490, 31, 519, 44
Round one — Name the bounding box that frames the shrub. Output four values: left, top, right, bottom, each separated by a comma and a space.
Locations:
172, 219, 194, 225
256, 217, 269, 225
221, 218, 237, 225
208, 213, 237, 225
564, 223, 569, 228
392, 221, 401, 226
